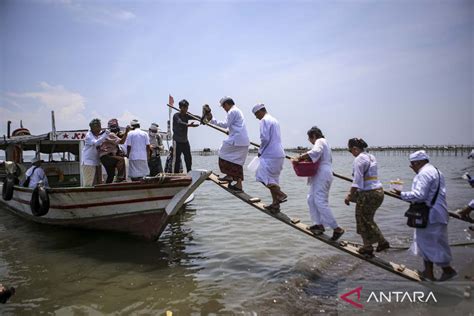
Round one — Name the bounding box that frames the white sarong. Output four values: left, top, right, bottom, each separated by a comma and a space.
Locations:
218, 142, 249, 166
129, 160, 150, 178
307, 165, 338, 229
256, 157, 284, 186
409, 223, 452, 266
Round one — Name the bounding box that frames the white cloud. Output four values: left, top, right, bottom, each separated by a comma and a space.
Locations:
50, 0, 136, 24
1, 82, 88, 133
1, 83, 144, 135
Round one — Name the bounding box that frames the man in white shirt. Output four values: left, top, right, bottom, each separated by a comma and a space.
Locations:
210, 97, 250, 192
394, 150, 457, 282
252, 104, 287, 212
22, 157, 49, 188
81, 118, 109, 187
125, 120, 151, 181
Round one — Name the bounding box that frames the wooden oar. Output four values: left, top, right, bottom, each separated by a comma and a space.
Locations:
167, 103, 467, 221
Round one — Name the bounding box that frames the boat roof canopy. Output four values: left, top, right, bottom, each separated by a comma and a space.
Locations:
0, 130, 88, 155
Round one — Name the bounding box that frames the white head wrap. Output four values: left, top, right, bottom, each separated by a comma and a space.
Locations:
252, 103, 265, 114
219, 96, 233, 106
409, 150, 430, 162
130, 119, 140, 126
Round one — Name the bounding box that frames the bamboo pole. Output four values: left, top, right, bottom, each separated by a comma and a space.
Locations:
167, 104, 469, 222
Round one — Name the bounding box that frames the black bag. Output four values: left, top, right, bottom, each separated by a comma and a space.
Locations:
23, 166, 38, 188
404, 168, 440, 228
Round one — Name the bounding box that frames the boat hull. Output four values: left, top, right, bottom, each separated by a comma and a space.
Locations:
0, 170, 210, 240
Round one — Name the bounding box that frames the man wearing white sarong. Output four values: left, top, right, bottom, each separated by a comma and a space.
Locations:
252, 103, 287, 213
210, 96, 250, 192
82, 118, 109, 187
125, 120, 150, 180
395, 150, 457, 281
294, 126, 344, 241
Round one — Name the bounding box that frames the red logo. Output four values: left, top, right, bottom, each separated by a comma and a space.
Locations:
340, 286, 364, 309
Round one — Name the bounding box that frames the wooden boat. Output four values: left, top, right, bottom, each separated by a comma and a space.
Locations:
0, 120, 210, 240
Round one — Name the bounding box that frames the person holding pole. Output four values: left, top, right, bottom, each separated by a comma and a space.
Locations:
210, 96, 250, 192
252, 103, 287, 212
344, 138, 389, 255
293, 126, 345, 241
393, 150, 457, 281
170, 98, 199, 173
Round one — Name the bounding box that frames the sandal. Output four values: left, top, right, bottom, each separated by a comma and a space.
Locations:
357, 245, 374, 256
278, 193, 288, 204
218, 175, 233, 183
438, 270, 458, 282
331, 228, 345, 241
417, 270, 436, 282
264, 204, 280, 214
376, 241, 390, 252
228, 184, 243, 193
308, 224, 325, 235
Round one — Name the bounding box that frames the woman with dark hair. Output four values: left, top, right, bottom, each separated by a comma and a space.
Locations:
294, 126, 344, 241
345, 138, 389, 256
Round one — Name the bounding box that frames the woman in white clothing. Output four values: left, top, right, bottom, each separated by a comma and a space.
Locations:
294, 126, 344, 241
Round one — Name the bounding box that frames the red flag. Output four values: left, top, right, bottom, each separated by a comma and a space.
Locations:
169, 94, 174, 106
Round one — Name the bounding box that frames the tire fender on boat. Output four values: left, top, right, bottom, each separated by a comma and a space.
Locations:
30, 184, 50, 216
2, 175, 15, 201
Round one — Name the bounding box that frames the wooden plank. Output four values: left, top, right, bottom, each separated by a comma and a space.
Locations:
208, 172, 423, 282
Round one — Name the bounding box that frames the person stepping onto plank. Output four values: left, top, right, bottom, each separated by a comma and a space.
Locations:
210, 97, 250, 192
293, 126, 344, 241
251, 103, 287, 213
393, 150, 457, 282
344, 138, 389, 256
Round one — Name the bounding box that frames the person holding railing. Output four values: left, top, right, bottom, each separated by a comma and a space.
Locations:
344, 138, 389, 256
210, 96, 250, 192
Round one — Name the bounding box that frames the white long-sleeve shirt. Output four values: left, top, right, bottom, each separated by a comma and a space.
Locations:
400, 163, 448, 224
23, 166, 49, 188
351, 152, 383, 191
81, 131, 109, 166
258, 114, 285, 159
210, 106, 250, 147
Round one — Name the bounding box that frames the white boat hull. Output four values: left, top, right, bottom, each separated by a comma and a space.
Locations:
0, 170, 210, 240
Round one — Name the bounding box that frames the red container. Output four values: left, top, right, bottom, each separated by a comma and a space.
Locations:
292, 160, 319, 177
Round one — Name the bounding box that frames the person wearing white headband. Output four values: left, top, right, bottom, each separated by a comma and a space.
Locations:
125, 119, 151, 180
394, 150, 457, 281
210, 96, 250, 192
251, 103, 287, 213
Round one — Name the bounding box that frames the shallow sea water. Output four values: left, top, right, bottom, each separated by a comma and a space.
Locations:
0, 152, 473, 315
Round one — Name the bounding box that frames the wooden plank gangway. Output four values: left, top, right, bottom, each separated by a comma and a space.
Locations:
165, 103, 471, 224
207, 172, 424, 283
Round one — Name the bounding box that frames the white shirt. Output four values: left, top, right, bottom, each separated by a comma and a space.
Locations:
258, 114, 285, 159
400, 163, 448, 224
125, 128, 150, 160
210, 106, 250, 147
351, 152, 383, 191
307, 138, 332, 167
82, 131, 109, 166
24, 165, 49, 188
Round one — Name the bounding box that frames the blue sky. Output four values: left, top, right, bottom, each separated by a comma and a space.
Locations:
1, 0, 472, 149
